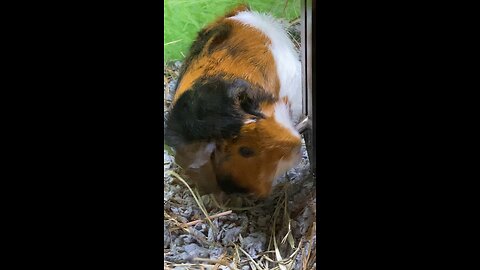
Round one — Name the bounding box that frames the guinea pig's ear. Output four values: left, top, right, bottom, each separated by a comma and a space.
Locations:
173, 141, 220, 194
229, 79, 275, 120
174, 142, 215, 170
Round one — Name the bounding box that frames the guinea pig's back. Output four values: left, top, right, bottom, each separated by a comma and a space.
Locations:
228, 10, 302, 120
174, 9, 301, 120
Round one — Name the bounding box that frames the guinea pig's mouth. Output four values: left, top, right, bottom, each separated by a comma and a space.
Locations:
216, 174, 250, 195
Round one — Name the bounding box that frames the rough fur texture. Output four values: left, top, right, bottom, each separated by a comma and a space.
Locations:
165, 5, 302, 197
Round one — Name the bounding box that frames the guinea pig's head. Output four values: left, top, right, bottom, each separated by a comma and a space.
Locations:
165, 77, 302, 198
212, 104, 302, 198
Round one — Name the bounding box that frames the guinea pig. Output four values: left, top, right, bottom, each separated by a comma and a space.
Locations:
165, 4, 303, 198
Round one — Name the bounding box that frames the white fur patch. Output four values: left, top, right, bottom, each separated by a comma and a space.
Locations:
189, 142, 216, 169
229, 11, 303, 123
274, 103, 300, 138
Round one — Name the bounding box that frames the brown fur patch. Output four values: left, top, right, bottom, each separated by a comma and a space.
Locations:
173, 18, 279, 104
224, 4, 250, 18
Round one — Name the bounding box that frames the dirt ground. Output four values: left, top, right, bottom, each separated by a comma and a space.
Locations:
164, 20, 316, 270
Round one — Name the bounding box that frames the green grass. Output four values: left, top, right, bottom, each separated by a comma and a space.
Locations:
164, 0, 300, 62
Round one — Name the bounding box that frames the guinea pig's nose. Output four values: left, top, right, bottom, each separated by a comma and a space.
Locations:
217, 174, 250, 194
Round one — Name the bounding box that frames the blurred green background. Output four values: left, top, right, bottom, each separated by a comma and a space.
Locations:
164, 0, 300, 62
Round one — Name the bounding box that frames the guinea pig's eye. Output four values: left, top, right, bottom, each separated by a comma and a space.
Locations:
239, 146, 255, 158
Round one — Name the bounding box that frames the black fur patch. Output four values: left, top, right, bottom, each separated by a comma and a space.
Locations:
166, 78, 243, 148
207, 39, 249, 59
229, 79, 274, 119
165, 77, 275, 149
217, 174, 249, 194
207, 24, 232, 54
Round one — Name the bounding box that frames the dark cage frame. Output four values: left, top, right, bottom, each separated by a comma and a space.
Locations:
297, 0, 316, 176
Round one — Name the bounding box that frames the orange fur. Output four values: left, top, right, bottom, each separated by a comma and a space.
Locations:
174, 18, 279, 104
214, 118, 301, 197
169, 5, 301, 198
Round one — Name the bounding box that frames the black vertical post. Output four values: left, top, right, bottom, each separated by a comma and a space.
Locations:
300, 0, 316, 176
